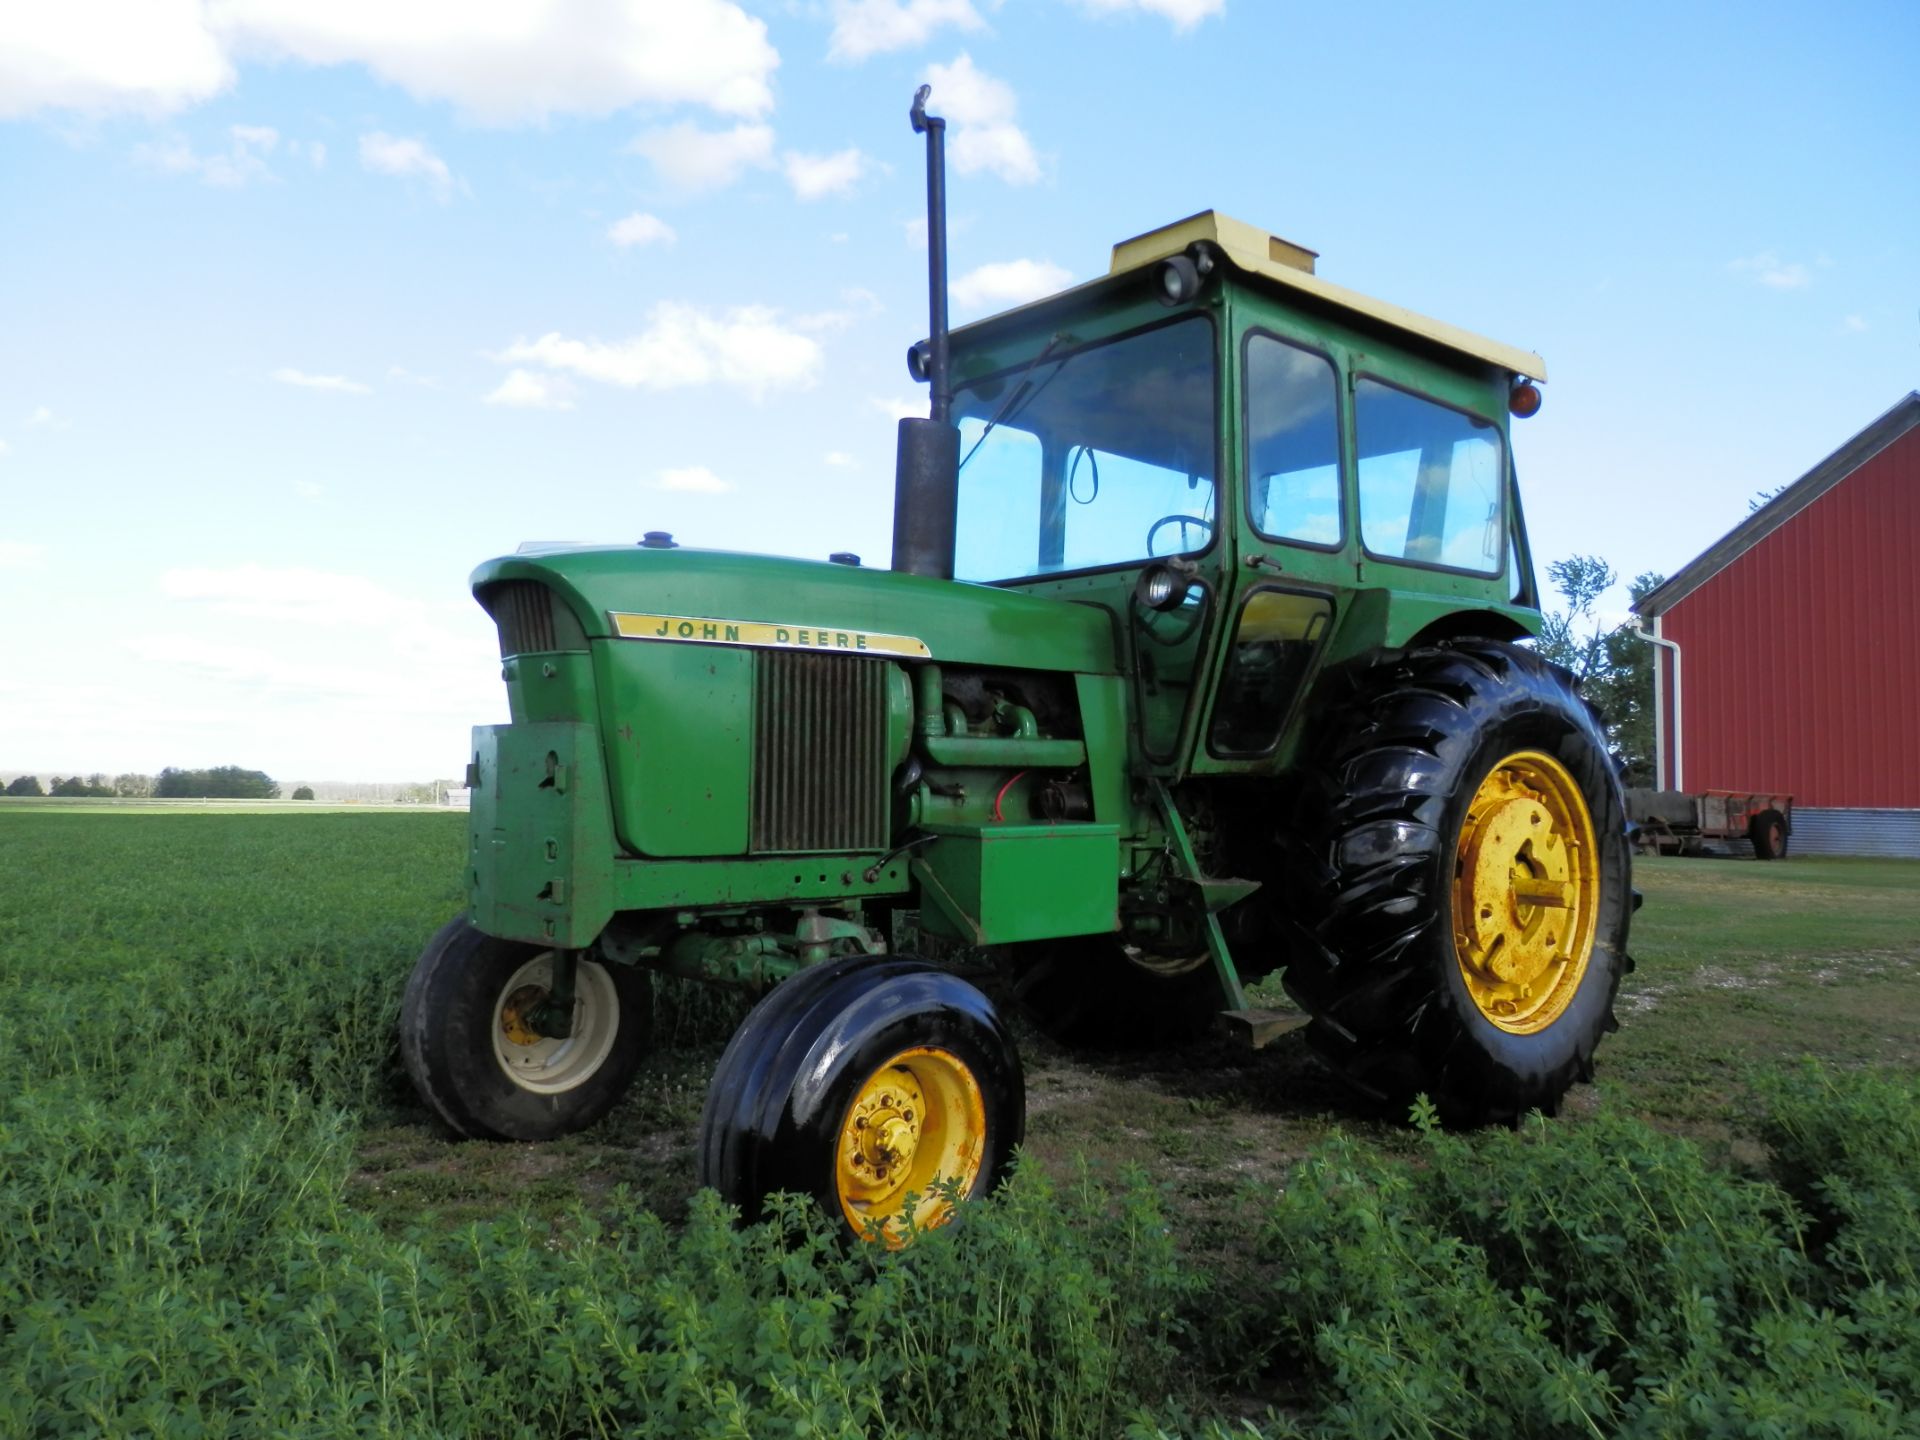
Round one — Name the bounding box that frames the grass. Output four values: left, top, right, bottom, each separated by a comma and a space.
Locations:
4, 809, 1918, 1437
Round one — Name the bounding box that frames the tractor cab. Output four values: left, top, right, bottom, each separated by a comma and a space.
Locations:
921, 210, 1547, 779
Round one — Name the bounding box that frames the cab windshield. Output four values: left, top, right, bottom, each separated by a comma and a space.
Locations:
951, 316, 1216, 583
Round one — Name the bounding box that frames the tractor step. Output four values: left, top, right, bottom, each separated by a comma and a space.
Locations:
1216, 1007, 1310, 1051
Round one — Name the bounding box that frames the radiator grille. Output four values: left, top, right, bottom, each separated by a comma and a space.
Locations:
751, 651, 890, 853
491, 582, 556, 656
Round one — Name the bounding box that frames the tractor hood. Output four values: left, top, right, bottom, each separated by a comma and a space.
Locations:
472, 545, 1119, 675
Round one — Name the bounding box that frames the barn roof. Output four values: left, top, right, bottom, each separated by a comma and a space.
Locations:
1635, 391, 1920, 618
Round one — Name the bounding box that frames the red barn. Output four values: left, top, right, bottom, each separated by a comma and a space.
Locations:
1634, 392, 1920, 857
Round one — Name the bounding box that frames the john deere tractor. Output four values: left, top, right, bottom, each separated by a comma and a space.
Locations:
401, 90, 1632, 1244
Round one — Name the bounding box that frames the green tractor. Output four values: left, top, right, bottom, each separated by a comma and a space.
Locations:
401, 89, 1633, 1244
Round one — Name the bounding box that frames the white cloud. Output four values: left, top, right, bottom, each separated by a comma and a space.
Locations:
1, 1, 779, 124
952, 257, 1073, 310
497, 303, 824, 398
359, 131, 455, 199
0, 1, 233, 118
273, 367, 371, 394
226, 0, 777, 124
387, 365, 439, 387
1729, 251, 1812, 290
0, 439, 10, 459
608, 211, 676, 248
26, 407, 58, 427
293, 480, 325, 501
0, 540, 45, 568
824, 450, 855, 468
1841, 314, 1868, 333
923, 53, 1039, 184
828, 0, 982, 62
485, 369, 576, 410
872, 394, 926, 423
1070, 0, 1224, 30
133, 122, 281, 187
628, 121, 775, 190
783, 146, 871, 200
656, 465, 732, 494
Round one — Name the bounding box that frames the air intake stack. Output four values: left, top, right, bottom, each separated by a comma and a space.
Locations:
891, 85, 961, 579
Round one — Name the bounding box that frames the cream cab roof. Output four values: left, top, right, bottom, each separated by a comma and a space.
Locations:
1110, 210, 1547, 382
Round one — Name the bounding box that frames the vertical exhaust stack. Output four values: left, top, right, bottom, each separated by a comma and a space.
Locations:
891, 85, 961, 580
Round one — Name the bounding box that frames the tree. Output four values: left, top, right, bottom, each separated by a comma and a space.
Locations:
1535, 556, 1664, 787
4, 775, 44, 796
113, 773, 155, 798
292, 786, 315, 801
154, 766, 280, 800
1534, 555, 1616, 682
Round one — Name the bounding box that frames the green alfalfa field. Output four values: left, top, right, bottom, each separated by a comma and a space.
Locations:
5, 806, 1920, 1438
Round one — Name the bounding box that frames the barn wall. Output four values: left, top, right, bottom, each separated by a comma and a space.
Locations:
1659, 426, 1919, 809
1791, 807, 1920, 859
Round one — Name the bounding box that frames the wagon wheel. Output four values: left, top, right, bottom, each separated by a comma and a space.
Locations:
1749, 808, 1789, 861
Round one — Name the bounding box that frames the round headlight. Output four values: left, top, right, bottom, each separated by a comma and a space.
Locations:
1155, 255, 1200, 307
1137, 563, 1188, 611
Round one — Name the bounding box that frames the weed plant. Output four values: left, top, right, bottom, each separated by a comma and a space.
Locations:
5, 812, 1920, 1438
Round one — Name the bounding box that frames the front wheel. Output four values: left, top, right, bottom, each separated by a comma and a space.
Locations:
400, 918, 651, 1140
698, 956, 1024, 1244
1283, 640, 1633, 1126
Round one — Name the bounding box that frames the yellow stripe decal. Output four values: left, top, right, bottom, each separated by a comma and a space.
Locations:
609, 611, 932, 658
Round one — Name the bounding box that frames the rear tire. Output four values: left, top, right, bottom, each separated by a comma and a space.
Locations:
698, 956, 1024, 1244
1283, 640, 1633, 1126
1749, 808, 1789, 861
400, 918, 651, 1141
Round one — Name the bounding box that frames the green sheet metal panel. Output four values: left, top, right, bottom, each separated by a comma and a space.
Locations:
595, 640, 754, 857
468, 720, 616, 948
472, 546, 1119, 676
913, 822, 1120, 945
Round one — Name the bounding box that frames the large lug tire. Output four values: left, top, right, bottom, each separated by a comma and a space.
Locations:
698, 955, 1024, 1244
400, 917, 652, 1141
1010, 936, 1222, 1049
1283, 640, 1633, 1126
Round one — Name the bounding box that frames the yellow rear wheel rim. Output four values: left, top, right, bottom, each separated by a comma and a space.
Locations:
1451, 750, 1599, 1035
835, 1047, 986, 1245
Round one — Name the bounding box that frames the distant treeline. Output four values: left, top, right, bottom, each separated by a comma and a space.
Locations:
2, 771, 461, 803
4, 767, 285, 799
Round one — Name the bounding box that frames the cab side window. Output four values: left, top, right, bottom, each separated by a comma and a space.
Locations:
1245, 335, 1342, 547
1355, 379, 1505, 575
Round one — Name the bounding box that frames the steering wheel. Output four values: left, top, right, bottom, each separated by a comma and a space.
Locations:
1146, 513, 1212, 557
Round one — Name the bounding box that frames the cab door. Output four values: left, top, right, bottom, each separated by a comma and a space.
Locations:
1193, 324, 1349, 769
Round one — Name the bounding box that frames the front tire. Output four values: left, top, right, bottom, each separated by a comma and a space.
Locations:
400, 918, 651, 1141
1284, 640, 1633, 1126
698, 956, 1024, 1244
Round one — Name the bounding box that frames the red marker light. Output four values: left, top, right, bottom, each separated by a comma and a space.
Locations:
1509, 381, 1542, 418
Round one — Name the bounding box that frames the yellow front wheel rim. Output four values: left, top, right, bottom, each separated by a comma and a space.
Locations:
836, 1047, 986, 1245
1451, 750, 1600, 1035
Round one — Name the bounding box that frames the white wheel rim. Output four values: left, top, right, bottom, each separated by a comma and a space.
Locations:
490, 953, 621, 1095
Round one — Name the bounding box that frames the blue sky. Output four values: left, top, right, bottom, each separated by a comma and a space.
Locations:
2, 0, 1913, 782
